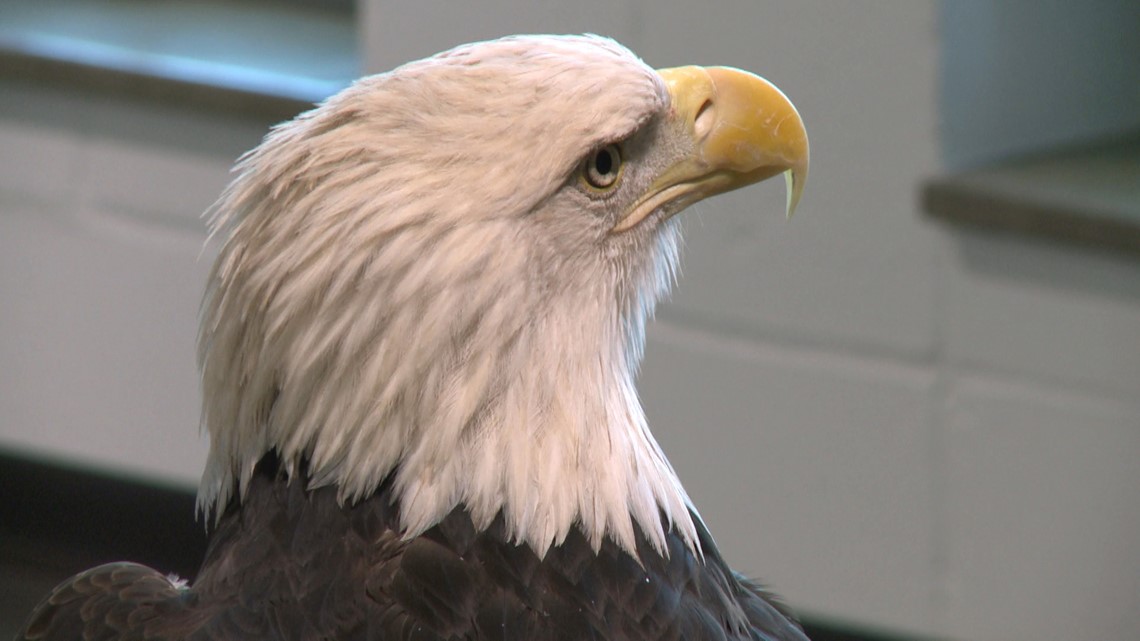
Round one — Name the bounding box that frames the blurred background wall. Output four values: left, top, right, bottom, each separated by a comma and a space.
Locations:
2, 1, 1138, 639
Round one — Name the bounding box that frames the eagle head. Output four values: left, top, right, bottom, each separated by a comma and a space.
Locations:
197, 35, 807, 558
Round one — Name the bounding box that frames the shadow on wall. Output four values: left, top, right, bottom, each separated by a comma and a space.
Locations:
951, 227, 1140, 303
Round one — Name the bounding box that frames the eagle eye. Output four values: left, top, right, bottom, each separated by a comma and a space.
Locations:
581, 144, 623, 191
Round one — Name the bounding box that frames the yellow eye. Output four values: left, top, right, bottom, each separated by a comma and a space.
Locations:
581, 144, 623, 191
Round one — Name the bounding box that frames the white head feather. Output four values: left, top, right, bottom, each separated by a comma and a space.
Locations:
197, 35, 700, 558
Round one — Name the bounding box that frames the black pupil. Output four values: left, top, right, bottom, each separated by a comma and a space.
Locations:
595, 149, 614, 175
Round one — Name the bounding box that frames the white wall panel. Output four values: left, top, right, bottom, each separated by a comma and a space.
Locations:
944, 230, 1140, 400
642, 323, 937, 635
942, 376, 1140, 640
0, 204, 209, 486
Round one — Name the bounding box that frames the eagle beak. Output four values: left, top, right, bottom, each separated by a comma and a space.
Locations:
612, 66, 809, 233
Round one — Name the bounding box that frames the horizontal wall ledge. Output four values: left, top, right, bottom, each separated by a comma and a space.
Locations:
923, 131, 1140, 257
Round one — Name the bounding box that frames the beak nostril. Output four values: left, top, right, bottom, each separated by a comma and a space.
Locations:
693, 98, 715, 139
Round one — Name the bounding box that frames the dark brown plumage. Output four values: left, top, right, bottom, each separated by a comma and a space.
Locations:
19, 454, 807, 641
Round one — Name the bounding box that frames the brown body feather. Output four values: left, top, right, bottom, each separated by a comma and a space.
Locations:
19, 455, 806, 641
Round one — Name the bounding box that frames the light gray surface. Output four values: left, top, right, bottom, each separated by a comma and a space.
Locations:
2, 2, 1139, 639
642, 325, 937, 630
0, 81, 251, 485
943, 376, 1140, 639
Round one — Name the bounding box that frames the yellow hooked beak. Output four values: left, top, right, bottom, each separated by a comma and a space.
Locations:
612, 66, 809, 233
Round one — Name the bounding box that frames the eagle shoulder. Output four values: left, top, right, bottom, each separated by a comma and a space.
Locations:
17, 562, 193, 641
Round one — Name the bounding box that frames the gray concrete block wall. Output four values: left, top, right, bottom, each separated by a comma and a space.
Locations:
2, 2, 1138, 639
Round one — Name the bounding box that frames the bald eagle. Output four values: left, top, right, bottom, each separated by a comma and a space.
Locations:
18, 35, 808, 641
